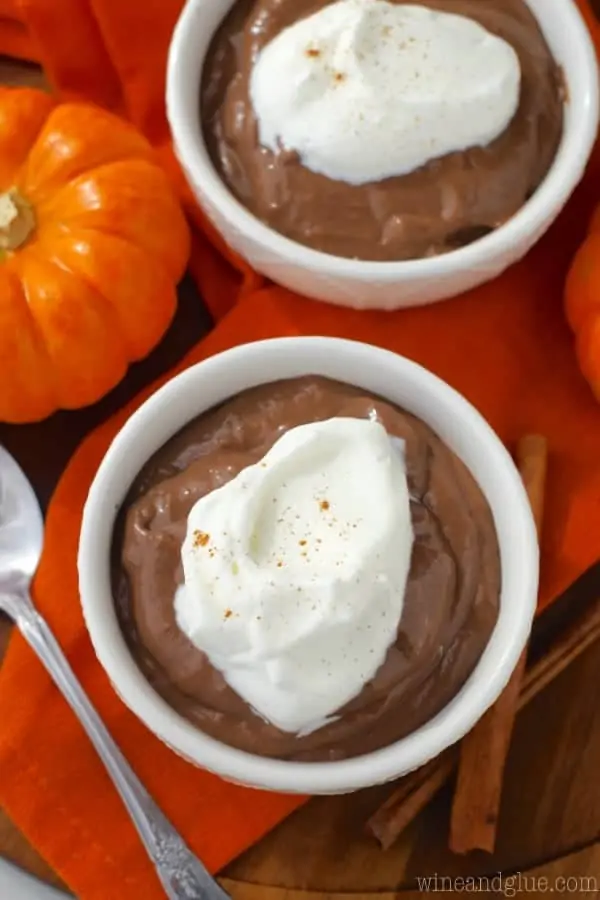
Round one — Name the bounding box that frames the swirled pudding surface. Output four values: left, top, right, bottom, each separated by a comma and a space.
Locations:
114, 377, 501, 761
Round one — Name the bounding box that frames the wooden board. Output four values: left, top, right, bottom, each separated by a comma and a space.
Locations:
2, 634, 600, 896
1, 55, 600, 899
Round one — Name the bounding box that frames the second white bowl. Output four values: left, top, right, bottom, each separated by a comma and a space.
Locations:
79, 337, 539, 794
166, 0, 599, 311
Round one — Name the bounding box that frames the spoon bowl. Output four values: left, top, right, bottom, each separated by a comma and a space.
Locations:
0, 445, 43, 596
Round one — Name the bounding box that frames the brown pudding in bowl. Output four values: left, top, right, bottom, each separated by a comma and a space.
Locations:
113, 376, 501, 762
199, 0, 564, 262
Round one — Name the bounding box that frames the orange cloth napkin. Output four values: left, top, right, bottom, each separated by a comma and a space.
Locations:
0, 1, 37, 61
0, 1, 600, 898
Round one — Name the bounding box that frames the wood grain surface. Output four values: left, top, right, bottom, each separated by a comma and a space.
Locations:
1, 53, 600, 899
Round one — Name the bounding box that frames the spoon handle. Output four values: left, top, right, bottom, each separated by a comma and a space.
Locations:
4, 590, 230, 900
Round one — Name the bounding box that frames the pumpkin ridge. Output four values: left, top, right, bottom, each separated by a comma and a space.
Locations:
42, 233, 156, 361
575, 319, 600, 401
0, 266, 58, 422
37, 157, 174, 203
35, 158, 190, 283
565, 232, 600, 331
572, 307, 600, 337
19, 102, 155, 201
37, 249, 131, 354
40, 221, 178, 289
19, 143, 158, 205
6, 257, 61, 409
13, 249, 130, 408
0, 88, 55, 190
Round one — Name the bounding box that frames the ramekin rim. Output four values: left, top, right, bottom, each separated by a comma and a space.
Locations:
165, 0, 599, 283
79, 337, 539, 793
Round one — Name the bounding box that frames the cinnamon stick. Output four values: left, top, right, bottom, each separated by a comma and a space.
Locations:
366, 435, 547, 851
448, 435, 548, 854
367, 751, 457, 850
366, 588, 600, 850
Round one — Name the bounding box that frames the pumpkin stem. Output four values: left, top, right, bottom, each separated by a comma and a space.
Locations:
0, 189, 35, 253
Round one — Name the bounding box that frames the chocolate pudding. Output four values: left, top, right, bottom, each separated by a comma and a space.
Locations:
200, 0, 563, 262
113, 377, 501, 761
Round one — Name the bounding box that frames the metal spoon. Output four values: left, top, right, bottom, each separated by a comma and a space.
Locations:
0, 445, 230, 900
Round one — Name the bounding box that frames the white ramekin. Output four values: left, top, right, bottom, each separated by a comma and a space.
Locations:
166, 0, 599, 311
79, 337, 539, 794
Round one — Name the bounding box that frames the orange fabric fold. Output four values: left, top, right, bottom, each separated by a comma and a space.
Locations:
0, 310, 308, 900
0, 1, 599, 898
0, 17, 37, 62
0, 0, 38, 61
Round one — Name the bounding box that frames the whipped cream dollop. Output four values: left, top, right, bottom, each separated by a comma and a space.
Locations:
175, 417, 414, 734
249, 0, 521, 186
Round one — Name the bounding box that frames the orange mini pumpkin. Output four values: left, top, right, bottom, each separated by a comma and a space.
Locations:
565, 204, 600, 401
0, 88, 190, 424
